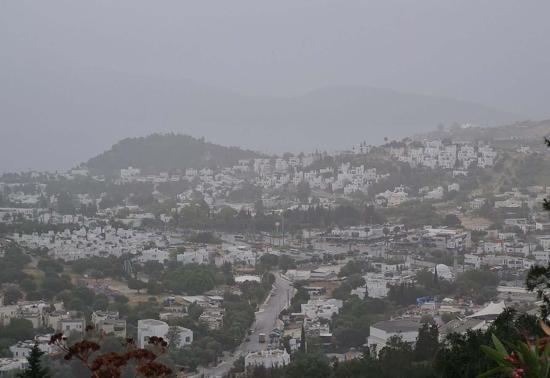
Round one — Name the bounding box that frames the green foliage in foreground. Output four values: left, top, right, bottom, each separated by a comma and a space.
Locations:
480, 332, 550, 378
232, 309, 542, 378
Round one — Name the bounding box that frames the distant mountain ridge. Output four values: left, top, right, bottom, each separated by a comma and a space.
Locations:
0, 66, 524, 172
85, 134, 263, 175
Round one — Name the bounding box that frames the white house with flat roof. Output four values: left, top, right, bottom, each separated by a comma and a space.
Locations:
137, 249, 170, 264
367, 319, 421, 354
137, 319, 169, 348
245, 349, 290, 369
172, 326, 193, 348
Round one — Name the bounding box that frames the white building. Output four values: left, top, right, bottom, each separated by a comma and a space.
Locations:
361, 274, 390, 299
301, 299, 343, 321
245, 349, 290, 369
448, 183, 460, 192
171, 326, 194, 348
9, 335, 58, 359
137, 319, 170, 348
137, 249, 170, 264
467, 301, 506, 321
91, 310, 119, 327
215, 245, 256, 266
59, 319, 86, 335
424, 186, 444, 200
433, 264, 454, 281
422, 228, 471, 251
0, 358, 27, 375
367, 319, 421, 354
176, 249, 211, 265
537, 236, 550, 251
120, 167, 141, 181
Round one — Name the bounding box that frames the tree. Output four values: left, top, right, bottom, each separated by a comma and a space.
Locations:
525, 139, 550, 317
56, 191, 75, 215
48, 332, 172, 377
146, 280, 163, 295
254, 199, 265, 217
1, 319, 35, 341
526, 265, 550, 318
20, 278, 37, 292
479, 322, 550, 378
455, 269, 498, 304
296, 181, 311, 203
142, 261, 164, 278
4, 287, 23, 304
300, 324, 306, 353
188, 232, 222, 244
288, 285, 310, 313
285, 352, 331, 378
278, 255, 296, 271
443, 214, 462, 228
332, 297, 386, 350
434, 309, 543, 378
338, 260, 366, 278
187, 302, 203, 320
18, 344, 49, 378
37, 259, 63, 274
41, 273, 73, 298
0, 245, 30, 284
377, 336, 415, 377
128, 278, 146, 293
414, 321, 439, 361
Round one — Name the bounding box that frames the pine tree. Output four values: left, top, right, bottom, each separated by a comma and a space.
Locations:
300, 324, 306, 353
18, 344, 49, 378
414, 321, 439, 361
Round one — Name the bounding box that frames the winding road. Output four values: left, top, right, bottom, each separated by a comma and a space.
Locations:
200, 272, 294, 377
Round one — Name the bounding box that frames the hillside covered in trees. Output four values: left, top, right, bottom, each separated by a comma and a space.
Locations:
85, 133, 263, 174
414, 119, 550, 144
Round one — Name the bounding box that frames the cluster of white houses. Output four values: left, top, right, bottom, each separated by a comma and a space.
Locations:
0, 138, 500, 224
389, 139, 497, 170
0, 297, 194, 375
9, 226, 258, 269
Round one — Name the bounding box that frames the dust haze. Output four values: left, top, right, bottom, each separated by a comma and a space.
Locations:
1, 0, 549, 172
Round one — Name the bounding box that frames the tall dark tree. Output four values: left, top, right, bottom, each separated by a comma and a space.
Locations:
17, 344, 49, 378
414, 321, 439, 361
127, 278, 146, 293
300, 324, 306, 353
285, 352, 331, 378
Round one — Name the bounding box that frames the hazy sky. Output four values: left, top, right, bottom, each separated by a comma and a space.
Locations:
1, 1, 550, 172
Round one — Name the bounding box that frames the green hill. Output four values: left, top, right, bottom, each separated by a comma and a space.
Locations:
85, 133, 263, 175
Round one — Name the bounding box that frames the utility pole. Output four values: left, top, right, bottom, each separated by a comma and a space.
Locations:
281, 211, 285, 247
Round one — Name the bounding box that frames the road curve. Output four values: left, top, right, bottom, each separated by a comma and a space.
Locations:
200, 272, 294, 378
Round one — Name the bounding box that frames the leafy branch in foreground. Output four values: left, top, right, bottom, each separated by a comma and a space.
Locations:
479, 321, 550, 378
48, 327, 172, 378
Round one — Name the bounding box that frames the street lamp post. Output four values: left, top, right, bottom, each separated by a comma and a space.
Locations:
275, 221, 280, 246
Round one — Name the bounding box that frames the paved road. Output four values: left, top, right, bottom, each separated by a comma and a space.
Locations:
200, 273, 295, 378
